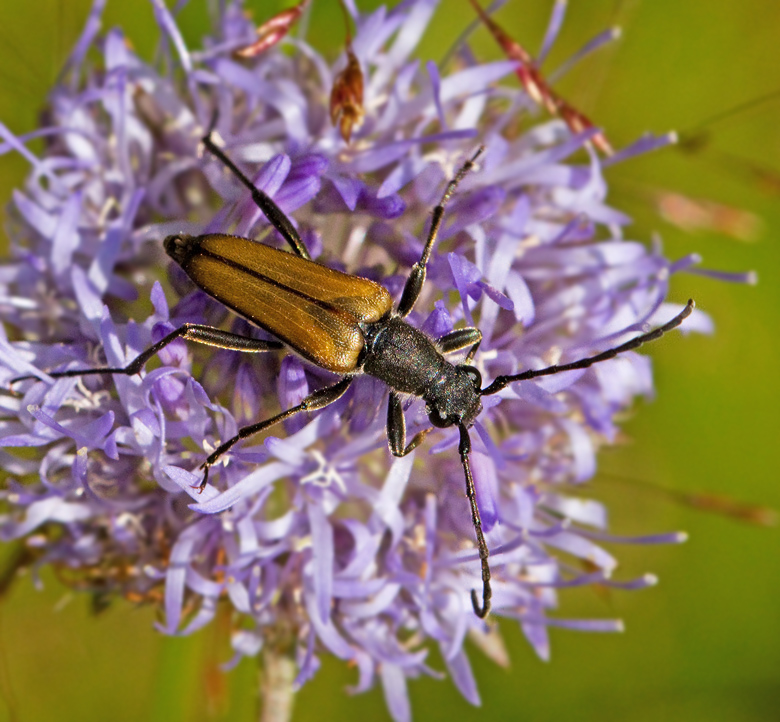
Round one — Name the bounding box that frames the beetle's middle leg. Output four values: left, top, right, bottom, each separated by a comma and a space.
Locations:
201, 119, 312, 260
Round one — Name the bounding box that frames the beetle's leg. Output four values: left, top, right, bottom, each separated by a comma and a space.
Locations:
386, 391, 431, 456
458, 424, 492, 619
464, 340, 481, 364
10, 325, 284, 385
201, 128, 311, 260
480, 300, 695, 397
396, 147, 485, 317
199, 376, 353, 489
437, 327, 482, 355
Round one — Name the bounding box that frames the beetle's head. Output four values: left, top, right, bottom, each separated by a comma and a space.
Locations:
427, 365, 483, 429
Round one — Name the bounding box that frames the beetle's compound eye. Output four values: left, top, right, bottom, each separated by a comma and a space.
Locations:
460, 365, 482, 389
428, 405, 452, 428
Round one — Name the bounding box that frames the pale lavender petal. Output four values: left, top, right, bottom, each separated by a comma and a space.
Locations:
380, 662, 411, 722
444, 649, 481, 706
426, 60, 446, 129
538, 0, 567, 62
522, 619, 551, 661
152, 0, 192, 72
192, 462, 292, 513
604, 132, 677, 167
374, 454, 415, 548
549, 27, 621, 82
308, 503, 334, 623
688, 267, 758, 285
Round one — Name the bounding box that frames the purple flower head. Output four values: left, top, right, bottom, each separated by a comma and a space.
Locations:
0, 1, 753, 719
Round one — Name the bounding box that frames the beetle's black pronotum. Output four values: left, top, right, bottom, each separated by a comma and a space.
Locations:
19, 130, 694, 619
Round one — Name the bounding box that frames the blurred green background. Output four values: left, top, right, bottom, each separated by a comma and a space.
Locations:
0, 0, 778, 720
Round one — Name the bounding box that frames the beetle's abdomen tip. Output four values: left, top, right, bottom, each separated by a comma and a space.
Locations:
164, 234, 196, 265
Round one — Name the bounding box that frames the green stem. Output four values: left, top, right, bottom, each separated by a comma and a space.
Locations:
260, 647, 296, 722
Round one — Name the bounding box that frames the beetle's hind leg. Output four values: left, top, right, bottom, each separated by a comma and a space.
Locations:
10, 325, 284, 386
199, 376, 354, 490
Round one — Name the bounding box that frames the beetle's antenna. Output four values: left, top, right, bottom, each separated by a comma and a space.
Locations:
480, 299, 695, 397
459, 424, 492, 618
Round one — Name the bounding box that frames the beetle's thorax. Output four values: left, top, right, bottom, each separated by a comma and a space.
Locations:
361, 315, 482, 427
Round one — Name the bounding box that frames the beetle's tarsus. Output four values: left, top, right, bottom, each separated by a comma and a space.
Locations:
471, 588, 491, 619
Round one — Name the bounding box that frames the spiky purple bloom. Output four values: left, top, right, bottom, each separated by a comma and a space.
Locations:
0, 1, 752, 719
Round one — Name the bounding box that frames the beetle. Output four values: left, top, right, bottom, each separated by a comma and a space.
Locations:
17, 129, 694, 618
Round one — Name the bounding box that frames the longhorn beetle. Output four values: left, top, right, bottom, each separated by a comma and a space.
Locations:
16, 127, 695, 619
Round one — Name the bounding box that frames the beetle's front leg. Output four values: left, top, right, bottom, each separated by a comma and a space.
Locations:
437, 327, 482, 358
